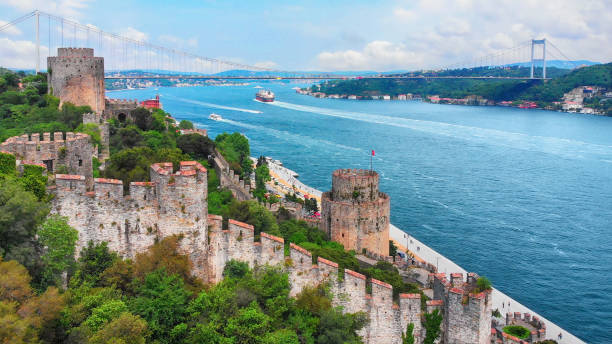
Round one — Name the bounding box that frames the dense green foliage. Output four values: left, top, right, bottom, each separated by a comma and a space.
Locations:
36, 215, 79, 289
215, 132, 253, 180
254, 160, 272, 202
423, 309, 443, 344
503, 325, 531, 339
402, 323, 415, 344
316, 63, 612, 109
0, 71, 99, 142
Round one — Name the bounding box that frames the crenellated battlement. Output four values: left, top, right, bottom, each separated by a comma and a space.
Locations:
105, 98, 139, 104
504, 311, 547, 342
430, 272, 492, 344
2, 132, 94, 187
57, 47, 95, 57
331, 168, 379, 202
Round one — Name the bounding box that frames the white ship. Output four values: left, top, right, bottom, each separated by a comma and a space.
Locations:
209, 113, 223, 121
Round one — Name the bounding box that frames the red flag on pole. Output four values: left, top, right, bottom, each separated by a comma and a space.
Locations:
371, 150, 375, 156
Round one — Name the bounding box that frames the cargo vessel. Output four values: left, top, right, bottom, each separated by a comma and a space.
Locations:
255, 90, 275, 102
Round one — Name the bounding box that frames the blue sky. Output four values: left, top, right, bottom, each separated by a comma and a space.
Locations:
1, 0, 611, 71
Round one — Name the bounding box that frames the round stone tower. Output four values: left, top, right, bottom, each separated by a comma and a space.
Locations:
320, 169, 390, 257
47, 48, 105, 114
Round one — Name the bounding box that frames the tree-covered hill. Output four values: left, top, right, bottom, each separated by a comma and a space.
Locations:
315, 63, 612, 104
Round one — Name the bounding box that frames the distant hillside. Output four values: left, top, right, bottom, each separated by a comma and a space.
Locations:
315, 63, 612, 103
508, 60, 600, 69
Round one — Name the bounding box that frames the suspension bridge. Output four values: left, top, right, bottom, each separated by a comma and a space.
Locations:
1, 10, 578, 80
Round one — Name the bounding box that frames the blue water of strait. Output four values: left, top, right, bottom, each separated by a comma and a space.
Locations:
110, 84, 612, 343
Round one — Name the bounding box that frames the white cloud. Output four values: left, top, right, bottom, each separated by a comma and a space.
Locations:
393, 8, 416, 22
436, 18, 471, 36
0, 37, 48, 69
122, 27, 148, 42
254, 61, 278, 69
0, 0, 92, 19
0, 19, 22, 35
337, 0, 612, 70
317, 41, 424, 71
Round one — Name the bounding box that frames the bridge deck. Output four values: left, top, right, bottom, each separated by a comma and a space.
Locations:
104, 75, 548, 80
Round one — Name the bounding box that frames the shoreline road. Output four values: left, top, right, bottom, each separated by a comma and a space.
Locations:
264, 160, 585, 344
389, 225, 585, 344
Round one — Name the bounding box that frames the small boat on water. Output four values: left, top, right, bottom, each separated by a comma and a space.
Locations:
209, 113, 223, 121
255, 89, 275, 102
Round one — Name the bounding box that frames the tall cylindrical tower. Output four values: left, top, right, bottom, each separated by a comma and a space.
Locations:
320, 169, 390, 256
47, 48, 105, 114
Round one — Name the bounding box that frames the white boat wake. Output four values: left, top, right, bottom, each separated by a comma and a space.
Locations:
170, 95, 262, 114
270, 101, 612, 162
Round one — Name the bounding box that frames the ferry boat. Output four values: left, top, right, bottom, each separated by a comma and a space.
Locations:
209, 113, 223, 121
255, 90, 275, 102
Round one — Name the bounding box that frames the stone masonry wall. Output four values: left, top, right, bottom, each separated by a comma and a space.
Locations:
82, 112, 110, 160
431, 273, 492, 344
50, 160, 490, 344
212, 148, 252, 201
320, 169, 390, 256
1, 132, 94, 188
48, 48, 105, 114
51, 161, 209, 278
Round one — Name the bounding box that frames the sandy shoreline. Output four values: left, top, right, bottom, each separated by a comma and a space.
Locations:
265, 160, 585, 343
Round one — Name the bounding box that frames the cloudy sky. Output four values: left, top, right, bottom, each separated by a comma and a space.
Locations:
0, 0, 610, 71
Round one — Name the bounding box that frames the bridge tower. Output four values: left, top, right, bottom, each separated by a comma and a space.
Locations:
530, 39, 546, 79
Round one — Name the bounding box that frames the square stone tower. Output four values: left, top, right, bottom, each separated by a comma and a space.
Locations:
320, 169, 390, 256
47, 48, 105, 114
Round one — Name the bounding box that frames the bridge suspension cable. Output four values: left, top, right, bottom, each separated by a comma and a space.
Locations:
0, 10, 581, 80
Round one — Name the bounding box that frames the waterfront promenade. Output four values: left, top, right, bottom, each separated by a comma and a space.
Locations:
268, 162, 585, 344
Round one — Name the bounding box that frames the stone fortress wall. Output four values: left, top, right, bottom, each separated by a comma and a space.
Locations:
212, 148, 252, 201
431, 273, 492, 344
52, 161, 209, 278
48, 159, 490, 344
47, 48, 105, 114
320, 169, 390, 256
0, 132, 94, 188
104, 98, 139, 122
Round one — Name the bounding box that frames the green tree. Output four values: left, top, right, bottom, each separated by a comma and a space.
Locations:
0, 178, 48, 265
0, 258, 33, 303
225, 302, 271, 344
389, 240, 398, 257
132, 107, 154, 131
263, 329, 300, 344
37, 215, 79, 289
75, 241, 119, 286
129, 269, 191, 343
83, 299, 129, 332
18, 164, 48, 201
179, 120, 194, 129
423, 309, 443, 344
317, 309, 368, 344
177, 133, 215, 160
402, 323, 415, 344
89, 312, 148, 344
228, 201, 279, 236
